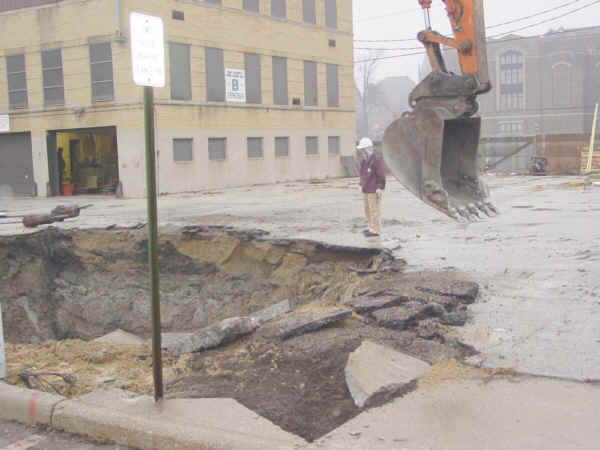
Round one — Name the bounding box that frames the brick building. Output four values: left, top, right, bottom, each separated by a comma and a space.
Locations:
0, 0, 354, 197
479, 26, 600, 173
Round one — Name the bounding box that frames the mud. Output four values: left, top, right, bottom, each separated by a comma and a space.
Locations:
1, 226, 479, 442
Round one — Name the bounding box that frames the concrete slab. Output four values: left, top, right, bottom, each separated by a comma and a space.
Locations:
163, 317, 259, 356
249, 299, 293, 325
345, 341, 430, 408
0, 382, 64, 425
260, 307, 352, 340
94, 329, 145, 346
52, 388, 305, 450
305, 377, 600, 450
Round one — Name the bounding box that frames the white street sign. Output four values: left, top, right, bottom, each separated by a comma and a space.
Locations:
130, 12, 165, 88
0, 114, 9, 133
225, 68, 246, 103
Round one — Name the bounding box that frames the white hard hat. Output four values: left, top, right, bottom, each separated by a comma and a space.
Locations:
356, 137, 373, 150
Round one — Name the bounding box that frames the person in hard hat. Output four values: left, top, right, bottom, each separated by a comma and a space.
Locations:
357, 137, 386, 237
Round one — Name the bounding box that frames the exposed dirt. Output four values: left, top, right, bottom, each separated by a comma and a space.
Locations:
0, 226, 399, 344
1, 226, 481, 442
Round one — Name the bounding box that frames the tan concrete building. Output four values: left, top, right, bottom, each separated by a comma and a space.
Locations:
0, 0, 354, 197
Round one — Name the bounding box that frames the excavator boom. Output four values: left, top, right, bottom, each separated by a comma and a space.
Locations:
382, 0, 497, 222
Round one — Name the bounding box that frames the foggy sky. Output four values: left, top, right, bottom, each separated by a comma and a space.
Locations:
353, 0, 600, 82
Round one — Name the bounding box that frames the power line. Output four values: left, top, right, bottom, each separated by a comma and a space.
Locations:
354, 0, 594, 43
354, 25, 600, 65
488, 0, 600, 38
487, 0, 582, 29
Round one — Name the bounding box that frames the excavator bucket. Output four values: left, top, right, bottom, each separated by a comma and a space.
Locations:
383, 106, 498, 222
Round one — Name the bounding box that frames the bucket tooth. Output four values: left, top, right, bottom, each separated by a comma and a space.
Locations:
485, 201, 499, 215
467, 203, 482, 219
477, 201, 492, 217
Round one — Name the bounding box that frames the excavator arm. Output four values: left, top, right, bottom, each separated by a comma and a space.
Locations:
382, 0, 498, 221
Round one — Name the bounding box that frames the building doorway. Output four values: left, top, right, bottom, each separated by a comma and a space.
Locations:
47, 126, 119, 195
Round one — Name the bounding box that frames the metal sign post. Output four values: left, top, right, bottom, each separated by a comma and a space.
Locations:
0, 304, 5, 379
130, 11, 166, 402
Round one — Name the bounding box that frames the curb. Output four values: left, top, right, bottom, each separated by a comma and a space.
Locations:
0, 382, 304, 450
0, 382, 64, 425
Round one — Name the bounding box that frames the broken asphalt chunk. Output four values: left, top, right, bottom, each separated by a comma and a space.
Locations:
372, 302, 445, 330
260, 307, 352, 340
162, 317, 259, 356
343, 293, 409, 314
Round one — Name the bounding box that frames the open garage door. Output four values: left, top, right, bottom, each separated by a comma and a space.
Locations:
0, 132, 36, 196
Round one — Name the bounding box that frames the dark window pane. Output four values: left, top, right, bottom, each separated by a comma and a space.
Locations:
9, 91, 27, 109
173, 139, 193, 162
92, 81, 114, 101
302, 0, 316, 24
271, 0, 286, 18
205, 47, 225, 102
304, 60, 318, 106
275, 137, 289, 157
272, 56, 288, 105
91, 61, 113, 83
43, 68, 63, 87
247, 137, 263, 158
243, 0, 259, 12
44, 87, 64, 106
6, 54, 25, 73
7, 72, 27, 91
205, 0, 221, 3
208, 138, 226, 160
41, 49, 61, 68
328, 136, 340, 154
326, 63, 339, 107
306, 136, 318, 155
90, 43, 112, 62
170, 43, 192, 100
325, 0, 337, 28
245, 53, 261, 104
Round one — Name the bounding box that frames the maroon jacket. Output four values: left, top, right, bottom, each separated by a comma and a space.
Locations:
360, 152, 386, 193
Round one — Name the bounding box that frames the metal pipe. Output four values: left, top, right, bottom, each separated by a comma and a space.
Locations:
115, 0, 121, 35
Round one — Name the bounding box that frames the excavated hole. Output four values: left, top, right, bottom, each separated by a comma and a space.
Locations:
1, 226, 477, 442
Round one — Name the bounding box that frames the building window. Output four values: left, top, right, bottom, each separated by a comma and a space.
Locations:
499, 50, 523, 111
205, 47, 225, 102
170, 43, 191, 100
272, 56, 288, 105
205, 0, 221, 4
324, 0, 337, 29
552, 63, 571, 106
41, 49, 64, 107
304, 61, 318, 106
6, 54, 28, 109
247, 137, 264, 158
89, 43, 114, 101
326, 64, 339, 107
173, 138, 193, 162
208, 138, 226, 160
497, 122, 523, 136
302, 0, 316, 24
275, 137, 289, 157
245, 53, 261, 104
306, 136, 319, 155
328, 136, 340, 155
271, 0, 286, 18
243, 0, 259, 12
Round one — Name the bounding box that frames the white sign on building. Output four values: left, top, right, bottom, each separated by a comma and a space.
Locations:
0, 114, 9, 133
225, 68, 246, 103
130, 12, 165, 88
